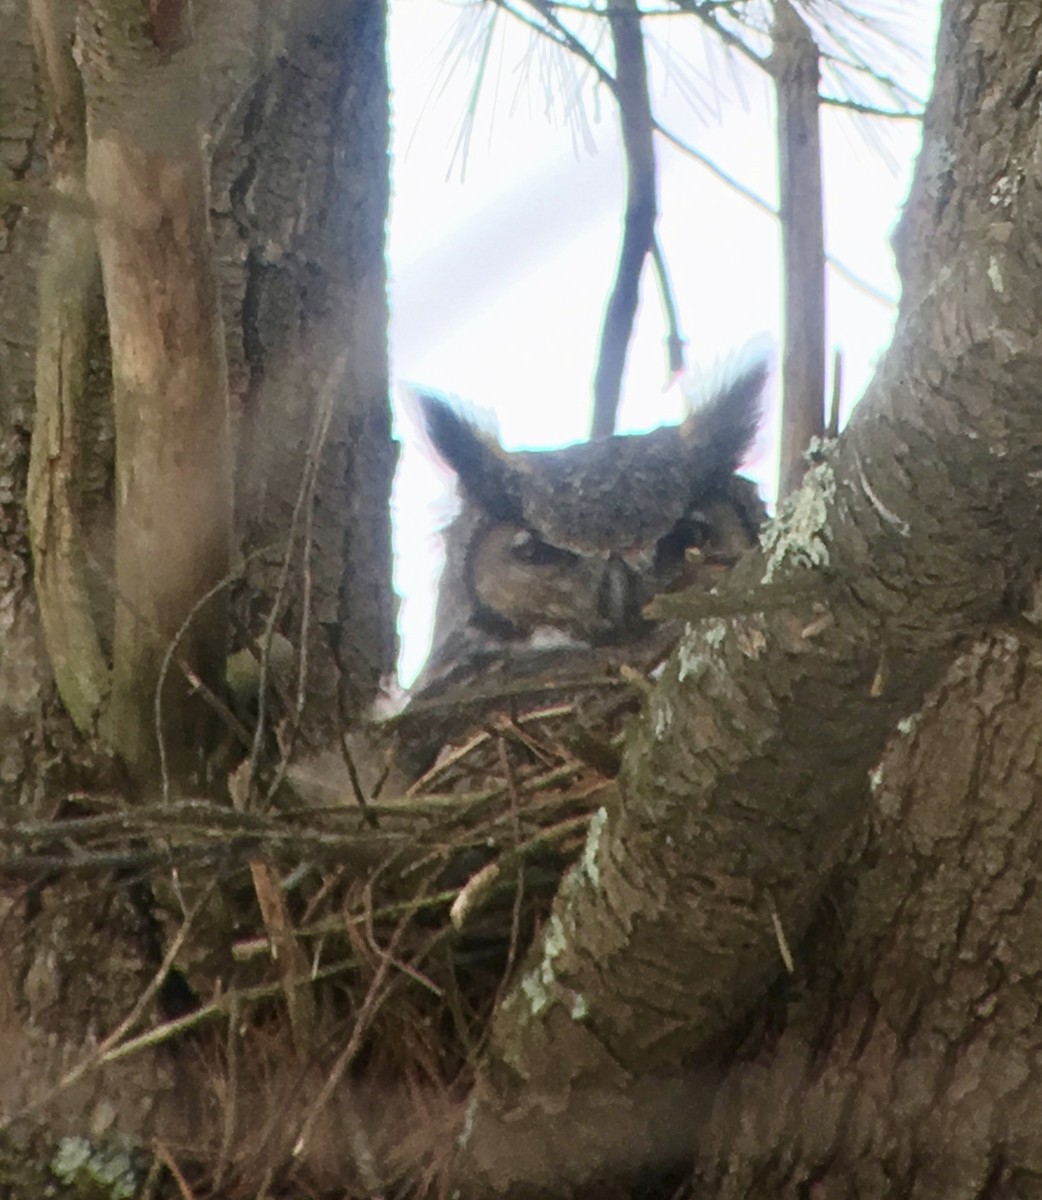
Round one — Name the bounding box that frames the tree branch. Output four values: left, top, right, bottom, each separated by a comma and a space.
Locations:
774, 0, 826, 496
79, 0, 234, 786
591, 0, 657, 438
497, 0, 899, 316
27, 0, 109, 734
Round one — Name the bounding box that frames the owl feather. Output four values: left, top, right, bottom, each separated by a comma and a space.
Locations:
410, 349, 770, 694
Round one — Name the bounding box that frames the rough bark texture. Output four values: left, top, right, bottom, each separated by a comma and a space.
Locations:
696, 631, 1042, 1198
78, 0, 235, 786
224, 0, 395, 728
0, 0, 393, 1175
451, 2, 1042, 1192
26, 0, 110, 736
0, 0, 53, 806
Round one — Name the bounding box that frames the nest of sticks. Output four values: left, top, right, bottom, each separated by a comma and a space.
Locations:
2, 665, 655, 1193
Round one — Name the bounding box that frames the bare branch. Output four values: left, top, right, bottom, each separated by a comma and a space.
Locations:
650, 233, 686, 380
494, 1, 900, 312
591, 0, 657, 438
27, 0, 110, 735
774, 0, 826, 497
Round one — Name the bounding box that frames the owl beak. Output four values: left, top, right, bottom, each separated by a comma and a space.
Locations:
594, 555, 644, 637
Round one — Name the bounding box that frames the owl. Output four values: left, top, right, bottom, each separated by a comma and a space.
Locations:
327, 357, 772, 941
409, 354, 769, 706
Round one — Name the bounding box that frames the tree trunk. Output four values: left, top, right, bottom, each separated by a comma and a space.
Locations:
0, 0, 393, 1178
696, 631, 1042, 1197
5, 0, 1042, 1197
450, 2, 1042, 1193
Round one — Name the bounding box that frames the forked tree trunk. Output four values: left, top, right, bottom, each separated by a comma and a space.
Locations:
2, 0, 1041, 1197
448, 3, 1042, 1194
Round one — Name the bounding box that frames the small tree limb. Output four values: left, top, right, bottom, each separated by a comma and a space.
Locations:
773, 0, 827, 496
78, 0, 234, 788
590, 0, 657, 438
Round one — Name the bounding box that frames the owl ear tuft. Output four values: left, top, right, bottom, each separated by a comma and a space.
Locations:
680, 345, 772, 483
412, 391, 522, 522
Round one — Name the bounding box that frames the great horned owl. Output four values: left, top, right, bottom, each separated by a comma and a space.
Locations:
410, 355, 769, 703
285, 361, 767, 832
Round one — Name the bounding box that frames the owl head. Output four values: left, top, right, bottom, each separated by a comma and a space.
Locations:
412, 356, 769, 693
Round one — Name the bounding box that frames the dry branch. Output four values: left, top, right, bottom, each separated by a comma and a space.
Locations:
591, 0, 657, 438
773, 0, 827, 497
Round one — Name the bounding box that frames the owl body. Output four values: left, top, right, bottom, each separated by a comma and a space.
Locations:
411, 357, 769, 703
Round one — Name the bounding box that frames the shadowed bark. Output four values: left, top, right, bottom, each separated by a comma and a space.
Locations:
0, 0, 394, 1176
697, 631, 1042, 1196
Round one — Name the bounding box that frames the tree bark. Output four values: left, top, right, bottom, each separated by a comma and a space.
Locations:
451, 2, 1042, 1192
696, 630, 1042, 1196
78, 0, 234, 787
26, 0, 110, 736
0, 0, 394, 1175
224, 0, 395, 732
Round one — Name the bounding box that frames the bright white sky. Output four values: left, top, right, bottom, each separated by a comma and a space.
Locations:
388, 0, 939, 683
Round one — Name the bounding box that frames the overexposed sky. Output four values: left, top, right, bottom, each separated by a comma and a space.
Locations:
388, 0, 939, 682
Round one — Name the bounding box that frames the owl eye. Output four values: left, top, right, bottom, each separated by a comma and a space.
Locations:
654, 516, 714, 569
508, 528, 577, 567
686, 511, 714, 543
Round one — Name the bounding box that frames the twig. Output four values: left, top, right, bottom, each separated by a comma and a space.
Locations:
651, 232, 686, 379
156, 569, 253, 802
406, 728, 493, 795
262, 356, 340, 806
254, 352, 345, 809
151, 1141, 197, 1200
212, 990, 241, 1190
291, 896, 416, 1161
766, 889, 795, 974
249, 857, 318, 1052
449, 813, 590, 931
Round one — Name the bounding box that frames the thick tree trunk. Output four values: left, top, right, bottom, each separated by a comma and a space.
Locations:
224, 0, 395, 732
450, 2, 1042, 1193
696, 631, 1042, 1197
0, 0, 393, 1179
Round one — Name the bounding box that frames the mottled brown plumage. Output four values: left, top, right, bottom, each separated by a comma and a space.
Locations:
412, 355, 769, 699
